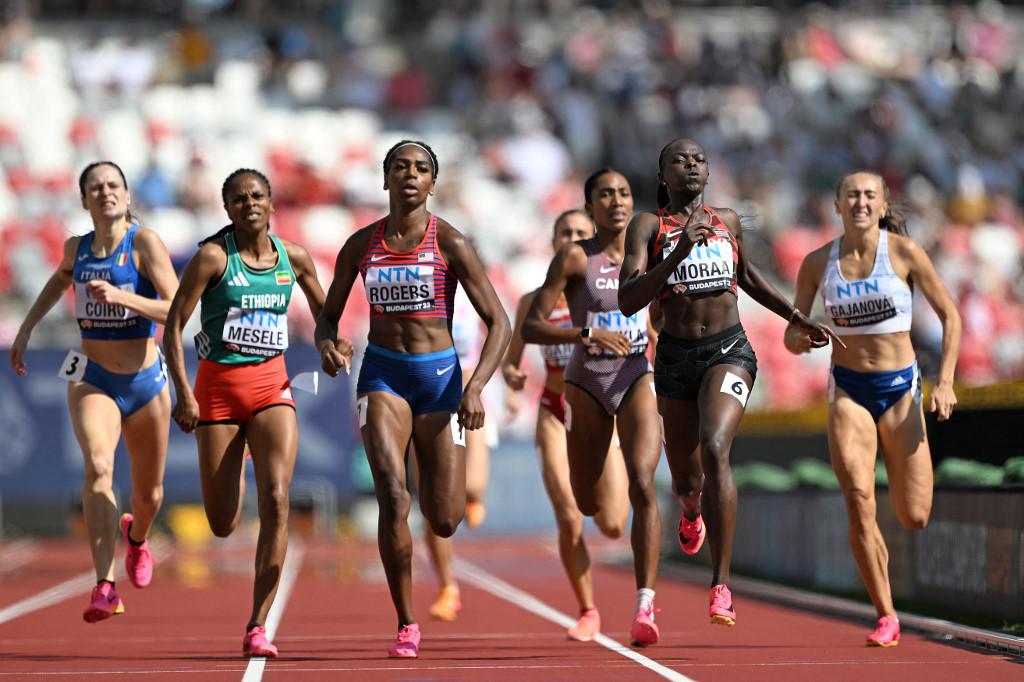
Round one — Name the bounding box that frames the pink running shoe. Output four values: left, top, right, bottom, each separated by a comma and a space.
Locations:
630, 604, 660, 647
866, 616, 900, 647
388, 623, 421, 658
678, 513, 706, 555
243, 625, 279, 657
567, 608, 601, 641
82, 582, 125, 623
120, 513, 155, 588
709, 584, 736, 626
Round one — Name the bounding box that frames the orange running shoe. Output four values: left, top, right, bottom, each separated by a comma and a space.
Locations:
428, 586, 461, 621
120, 513, 155, 588
630, 603, 660, 647
243, 625, 278, 657
567, 608, 601, 641
678, 513, 706, 555
709, 584, 736, 626
82, 582, 125, 623
866, 616, 900, 647
465, 501, 486, 528
388, 623, 421, 658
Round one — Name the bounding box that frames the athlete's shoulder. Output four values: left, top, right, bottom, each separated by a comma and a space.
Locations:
709, 206, 740, 231
434, 216, 468, 246
132, 226, 168, 251
800, 239, 834, 279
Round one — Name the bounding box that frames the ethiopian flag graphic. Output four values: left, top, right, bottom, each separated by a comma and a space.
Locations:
275, 271, 292, 286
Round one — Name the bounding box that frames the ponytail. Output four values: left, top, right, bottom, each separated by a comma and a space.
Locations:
198, 224, 234, 247
879, 207, 908, 237
656, 183, 670, 209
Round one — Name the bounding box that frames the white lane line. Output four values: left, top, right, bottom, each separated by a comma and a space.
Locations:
454, 557, 698, 682
241, 540, 305, 682
0, 539, 172, 625
0, 571, 97, 625
0, 659, 989, 676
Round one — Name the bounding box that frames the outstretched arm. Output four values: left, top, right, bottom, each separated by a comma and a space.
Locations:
784, 247, 832, 354
728, 209, 843, 348
439, 223, 512, 431
163, 243, 226, 433
9, 237, 78, 376
314, 230, 368, 378
900, 237, 961, 421
501, 291, 535, 391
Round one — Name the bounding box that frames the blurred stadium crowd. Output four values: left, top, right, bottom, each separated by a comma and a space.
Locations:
0, 1, 1021, 412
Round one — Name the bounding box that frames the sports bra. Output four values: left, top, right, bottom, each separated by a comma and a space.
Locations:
819, 230, 913, 336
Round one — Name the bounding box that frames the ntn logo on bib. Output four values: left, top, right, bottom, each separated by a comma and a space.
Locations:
365, 265, 435, 313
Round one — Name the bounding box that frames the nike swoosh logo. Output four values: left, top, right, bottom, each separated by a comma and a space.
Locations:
436, 364, 455, 376
78, 254, 89, 261
721, 339, 738, 354
599, 265, 617, 274
666, 229, 682, 239
370, 254, 387, 262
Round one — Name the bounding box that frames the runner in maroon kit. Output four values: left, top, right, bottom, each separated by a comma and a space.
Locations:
523, 169, 663, 647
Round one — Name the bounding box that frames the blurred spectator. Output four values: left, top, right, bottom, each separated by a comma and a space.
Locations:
0, 1, 1022, 415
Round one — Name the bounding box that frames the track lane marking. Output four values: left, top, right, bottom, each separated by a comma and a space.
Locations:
454, 557, 698, 682
241, 540, 305, 682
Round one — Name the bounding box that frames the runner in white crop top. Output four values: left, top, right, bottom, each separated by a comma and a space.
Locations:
785, 170, 961, 647
819, 230, 913, 335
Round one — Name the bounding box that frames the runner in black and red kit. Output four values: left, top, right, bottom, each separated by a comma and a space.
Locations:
618, 138, 839, 627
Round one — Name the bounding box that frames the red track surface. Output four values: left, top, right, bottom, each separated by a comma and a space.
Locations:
0, 534, 1019, 680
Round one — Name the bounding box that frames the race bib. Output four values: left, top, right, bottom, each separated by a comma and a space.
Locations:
57, 350, 87, 383
74, 281, 137, 328
664, 234, 735, 295
365, 265, 435, 314
222, 307, 289, 357
586, 308, 649, 356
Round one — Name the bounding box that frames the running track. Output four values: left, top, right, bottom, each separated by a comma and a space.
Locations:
0, 534, 1019, 680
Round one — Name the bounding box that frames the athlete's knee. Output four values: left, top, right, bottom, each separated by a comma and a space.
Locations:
555, 508, 585, 538
898, 506, 930, 531
628, 475, 658, 507
672, 474, 704, 500
842, 485, 877, 527
430, 518, 459, 539
82, 457, 113, 492
257, 484, 290, 525
376, 479, 412, 522
594, 514, 624, 539
207, 512, 239, 538
133, 485, 163, 513
699, 433, 732, 472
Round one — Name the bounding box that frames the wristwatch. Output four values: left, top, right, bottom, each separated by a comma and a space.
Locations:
580, 327, 594, 345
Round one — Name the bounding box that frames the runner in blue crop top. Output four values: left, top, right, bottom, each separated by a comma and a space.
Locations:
785, 170, 962, 647
9, 161, 179, 623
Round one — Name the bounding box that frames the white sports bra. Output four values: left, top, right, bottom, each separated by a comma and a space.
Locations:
819, 230, 913, 336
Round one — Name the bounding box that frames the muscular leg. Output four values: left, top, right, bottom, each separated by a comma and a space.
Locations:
121, 386, 171, 541
878, 391, 933, 530
244, 405, 298, 627
196, 423, 247, 537
659, 396, 702, 522
563, 384, 616, 518
830, 390, 895, 618
591, 430, 629, 539
68, 383, 122, 582
536, 406, 594, 611
411, 411, 466, 538
614, 375, 663, 590
696, 365, 751, 586
361, 392, 415, 627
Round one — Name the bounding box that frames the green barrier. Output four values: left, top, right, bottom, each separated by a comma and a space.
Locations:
791, 457, 840, 490
875, 460, 889, 486
734, 462, 798, 492
935, 457, 1005, 486
1003, 457, 1024, 483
